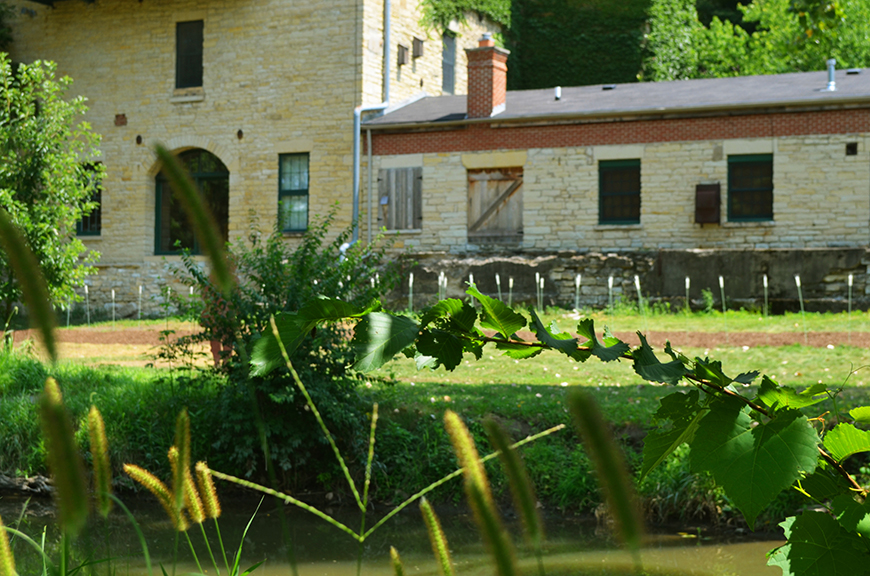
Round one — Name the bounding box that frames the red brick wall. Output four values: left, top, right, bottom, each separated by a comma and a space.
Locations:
466, 47, 508, 119
369, 108, 870, 155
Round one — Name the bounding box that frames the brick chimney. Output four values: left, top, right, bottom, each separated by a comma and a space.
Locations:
465, 33, 509, 119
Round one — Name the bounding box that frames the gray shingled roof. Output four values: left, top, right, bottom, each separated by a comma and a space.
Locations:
365, 68, 870, 127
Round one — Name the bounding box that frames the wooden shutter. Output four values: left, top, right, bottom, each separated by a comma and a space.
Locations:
378, 167, 422, 230
467, 168, 523, 240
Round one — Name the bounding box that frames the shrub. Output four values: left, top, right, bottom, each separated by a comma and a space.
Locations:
169, 209, 399, 485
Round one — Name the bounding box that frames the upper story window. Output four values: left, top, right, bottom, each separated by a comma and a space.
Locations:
728, 154, 773, 221
77, 163, 102, 237
155, 149, 228, 254
599, 159, 641, 225
442, 33, 455, 95
176, 21, 204, 89
279, 153, 309, 233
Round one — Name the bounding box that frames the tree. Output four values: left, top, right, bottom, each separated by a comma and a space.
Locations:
0, 54, 102, 319
643, 0, 870, 81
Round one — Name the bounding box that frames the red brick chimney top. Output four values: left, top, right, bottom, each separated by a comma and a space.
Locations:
465, 34, 510, 119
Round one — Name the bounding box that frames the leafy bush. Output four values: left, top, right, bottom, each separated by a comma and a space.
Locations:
169, 210, 399, 484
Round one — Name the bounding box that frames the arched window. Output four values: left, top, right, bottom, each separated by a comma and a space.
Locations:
155, 149, 229, 254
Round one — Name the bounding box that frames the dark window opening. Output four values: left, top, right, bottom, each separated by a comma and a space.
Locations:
176, 20, 203, 89
155, 149, 228, 254
728, 154, 773, 221
77, 163, 102, 236
279, 153, 309, 233
846, 142, 858, 156
599, 159, 641, 225
442, 33, 455, 94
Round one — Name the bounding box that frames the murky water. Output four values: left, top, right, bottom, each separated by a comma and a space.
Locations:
1, 495, 782, 576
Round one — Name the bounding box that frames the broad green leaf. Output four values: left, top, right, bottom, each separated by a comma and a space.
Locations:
824, 423, 870, 462
631, 333, 687, 385
415, 352, 437, 370
0, 208, 56, 362
568, 390, 643, 553
416, 330, 464, 371
640, 390, 706, 480
832, 494, 870, 538
767, 512, 869, 576
495, 341, 544, 360
575, 319, 629, 363
734, 371, 760, 384
690, 398, 819, 529
797, 461, 851, 502
420, 299, 477, 333
353, 312, 419, 372
693, 358, 732, 387
251, 298, 378, 376
466, 284, 526, 337
758, 376, 828, 411
530, 310, 587, 361
849, 406, 870, 425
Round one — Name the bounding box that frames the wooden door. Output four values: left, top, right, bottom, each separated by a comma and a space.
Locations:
467, 168, 523, 241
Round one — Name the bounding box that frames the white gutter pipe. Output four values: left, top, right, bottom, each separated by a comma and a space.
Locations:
352, 0, 390, 244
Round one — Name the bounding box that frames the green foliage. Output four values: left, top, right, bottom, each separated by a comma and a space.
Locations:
171, 210, 399, 481
505, 0, 648, 89
260, 286, 870, 576
419, 0, 510, 30
0, 54, 102, 318
643, 0, 870, 81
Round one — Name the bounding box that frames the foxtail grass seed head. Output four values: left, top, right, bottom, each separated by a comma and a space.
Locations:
39, 378, 89, 536
443, 411, 493, 509
195, 462, 222, 519
88, 406, 113, 518
390, 547, 405, 576
169, 447, 204, 523
420, 498, 456, 576
124, 464, 189, 532
0, 514, 15, 576
174, 409, 192, 508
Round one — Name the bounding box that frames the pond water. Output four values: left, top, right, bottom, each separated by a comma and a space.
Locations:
1, 495, 782, 576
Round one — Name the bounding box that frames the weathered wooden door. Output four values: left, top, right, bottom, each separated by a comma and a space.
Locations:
378, 167, 423, 230
467, 168, 523, 241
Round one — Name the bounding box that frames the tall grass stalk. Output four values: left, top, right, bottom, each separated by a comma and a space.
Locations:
419, 499, 455, 576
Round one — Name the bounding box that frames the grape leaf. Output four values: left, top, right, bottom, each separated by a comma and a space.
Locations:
466, 284, 526, 337
823, 423, 870, 462
640, 390, 706, 480
419, 299, 477, 332
693, 358, 732, 387
631, 333, 687, 385
690, 398, 819, 530
575, 319, 629, 363
496, 341, 544, 360
529, 310, 588, 361
767, 512, 869, 576
849, 406, 870, 425
798, 461, 851, 502
416, 329, 464, 371
352, 312, 419, 373
758, 376, 828, 411
734, 371, 760, 384
251, 297, 379, 376
832, 494, 870, 538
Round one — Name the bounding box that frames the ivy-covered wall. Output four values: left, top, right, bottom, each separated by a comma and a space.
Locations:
504, 0, 650, 90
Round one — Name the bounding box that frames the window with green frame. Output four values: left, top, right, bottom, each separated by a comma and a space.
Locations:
176, 20, 203, 89
728, 154, 773, 221
155, 149, 229, 255
599, 159, 640, 225
77, 163, 102, 236
279, 153, 309, 232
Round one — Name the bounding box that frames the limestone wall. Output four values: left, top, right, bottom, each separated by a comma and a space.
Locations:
368, 134, 870, 254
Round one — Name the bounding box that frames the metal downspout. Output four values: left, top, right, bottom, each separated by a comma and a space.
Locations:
367, 128, 373, 243
352, 0, 390, 244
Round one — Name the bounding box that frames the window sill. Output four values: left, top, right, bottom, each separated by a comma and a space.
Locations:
384, 228, 422, 234
282, 231, 307, 237
171, 87, 205, 103
594, 223, 641, 231
77, 234, 102, 239
722, 220, 774, 227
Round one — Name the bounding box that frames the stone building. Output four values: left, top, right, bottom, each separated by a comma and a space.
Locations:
364, 39, 870, 310
8, 0, 497, 315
